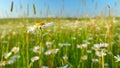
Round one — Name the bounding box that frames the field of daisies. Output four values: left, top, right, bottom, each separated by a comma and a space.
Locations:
0, 17, 120, 68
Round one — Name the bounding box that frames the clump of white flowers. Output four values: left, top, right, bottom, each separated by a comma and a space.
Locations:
92, 43, 109, 50
45, 49, 59, 55
0, 47, 20, 66
92, 43, 109, 57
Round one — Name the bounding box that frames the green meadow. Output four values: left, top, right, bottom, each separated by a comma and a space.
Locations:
0, 17, 120, 68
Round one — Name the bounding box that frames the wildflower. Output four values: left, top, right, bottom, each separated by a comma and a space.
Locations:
31, 56, 39, 62
83, 40, 90, 44
10, 55, 20, 61
99, 43, 109, 48
27, 22, 53, 33
58, 43, 71, 47
42, 66, 49, 68
112, 19, 118, 23
62, 55, 68, 60
33, 46, 40, 53
92, 43, 109, 50
92, 44, 100, 50
34, 22, 45, 29
81, 44, 87, 48
4, 52, 12, 59
57, 64, 69, 68
45, 49, 59, 55
58, 43, 64, 47
51, 49, 59, 54
77, 45, 81, 48
7, 60, 14, 65
77, 44, 87, 49
87, 50, 92, 53
92, 58, 99, 62
95, 51, 106, 57
104, 63, 109, 67
114, 55, 120, 62
44, 50, 51, 55
81, 55, 87, 60
11, 47, 19, 53
0, 61, 6, 66
35, 22, 53, 29
27, 26, 36, 33
35, 22, 45, 28
6, 55, 20, 65
45, 22, 53, 28
46, 42, 53, 48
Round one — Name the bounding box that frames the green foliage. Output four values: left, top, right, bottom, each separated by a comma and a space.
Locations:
0, 18, 120, 68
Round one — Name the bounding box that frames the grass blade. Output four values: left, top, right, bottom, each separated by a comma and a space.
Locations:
32, 4, 36, 15
10, 1, 14, 12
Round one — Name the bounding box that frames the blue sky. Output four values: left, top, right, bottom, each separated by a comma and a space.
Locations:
0, 0, 120, 18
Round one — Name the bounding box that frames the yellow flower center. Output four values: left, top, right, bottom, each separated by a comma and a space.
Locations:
35, 22, 45, 27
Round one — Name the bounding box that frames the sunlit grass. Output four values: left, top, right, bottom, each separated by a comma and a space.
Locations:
0, 17, 120, 68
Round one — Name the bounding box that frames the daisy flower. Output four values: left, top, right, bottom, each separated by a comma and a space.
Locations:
11, 47, 19, 53
31, 56, 39, 62
114, 55, 120, 62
